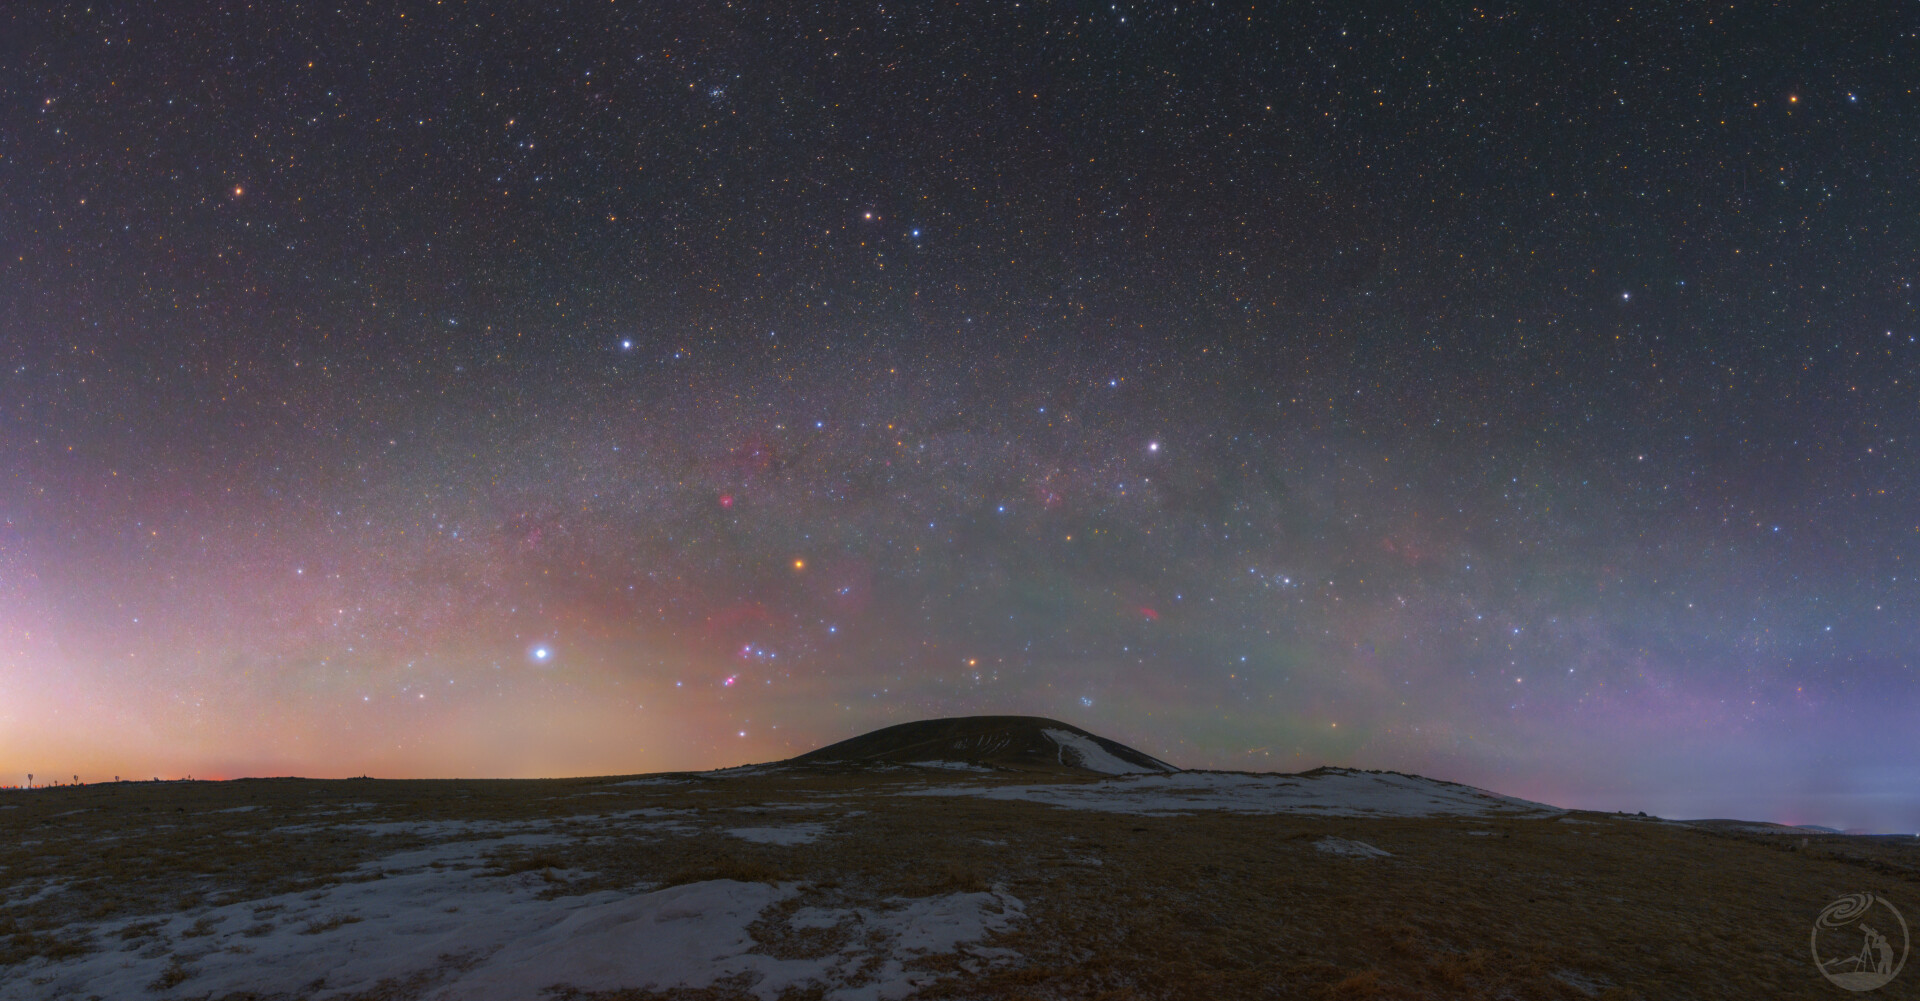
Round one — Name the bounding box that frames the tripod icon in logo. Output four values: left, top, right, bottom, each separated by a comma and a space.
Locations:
1813, 893, 1908, 992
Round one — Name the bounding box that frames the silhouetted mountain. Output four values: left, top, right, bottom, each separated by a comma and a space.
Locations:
786, 716, 1179, 774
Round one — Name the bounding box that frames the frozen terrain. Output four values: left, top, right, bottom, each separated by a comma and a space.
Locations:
1040, 728, 1169, 774
11, 721, 1876, 1000
901, 767, 1564, 817
4, 823, 1024, 1001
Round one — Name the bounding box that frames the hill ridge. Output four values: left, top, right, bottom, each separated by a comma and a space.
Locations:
785, 715, 1178, 774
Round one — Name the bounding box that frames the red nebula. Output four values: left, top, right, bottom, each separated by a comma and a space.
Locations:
1139, 607, 1159, 621
719, 493, 734, 509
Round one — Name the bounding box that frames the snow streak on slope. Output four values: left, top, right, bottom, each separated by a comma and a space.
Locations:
1041, 728, 1166, 774
902, 768, 1564, 817
1315, 837, 1392, 857
904, 760, 995, 772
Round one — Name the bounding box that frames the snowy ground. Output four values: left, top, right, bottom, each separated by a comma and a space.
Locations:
1039, 728, 1176, 774
1314, 836, 1392, 858
4, 764, 1561, 999
5, 820, 1024, 1001
900, 767, 1564, 817
4, 761, 1890, 1001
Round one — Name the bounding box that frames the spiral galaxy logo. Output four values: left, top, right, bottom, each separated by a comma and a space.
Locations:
1813, 893, 1908, 991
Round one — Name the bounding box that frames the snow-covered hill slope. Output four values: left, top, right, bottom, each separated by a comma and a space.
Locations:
901, 766, 1564, 818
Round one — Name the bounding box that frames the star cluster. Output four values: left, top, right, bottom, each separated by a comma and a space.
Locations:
2, 2, 1915, 830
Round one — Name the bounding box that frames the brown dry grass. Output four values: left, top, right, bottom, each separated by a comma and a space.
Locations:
3, 771, 1916, 1000
147, 957, 193, 991
298, 913, 364, 935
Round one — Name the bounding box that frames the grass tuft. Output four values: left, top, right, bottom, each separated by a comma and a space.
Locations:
147, 958, 192, 991
299, 913, 363, 934
660, 854, 785, 888
179, 914, 225, 938
119, 919, 165, 940
1, 928, 96, 964
494, 851, 566, 875
934, 860, 991, 893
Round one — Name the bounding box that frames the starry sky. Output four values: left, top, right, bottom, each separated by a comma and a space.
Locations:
3, 2, 1915, 831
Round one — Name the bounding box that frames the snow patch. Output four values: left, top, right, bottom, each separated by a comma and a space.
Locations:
905, 760, 994, 772
1315, 837, 1391, 858
725, 824, 827, 846
1552, 968, 1612, 996
4, 839, 1025, 1001
902, 768, 1562, 818
2, 879, 65, 908
702, 764, 778, 778
1041, 729, 1166, 774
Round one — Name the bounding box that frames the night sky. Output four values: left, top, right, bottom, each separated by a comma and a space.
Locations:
3, 2, 1915, 831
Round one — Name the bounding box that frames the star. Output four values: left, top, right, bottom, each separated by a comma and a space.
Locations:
11, 0, 1911, 834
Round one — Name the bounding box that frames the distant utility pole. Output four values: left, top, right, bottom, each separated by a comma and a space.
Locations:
25, 774, 31, 788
